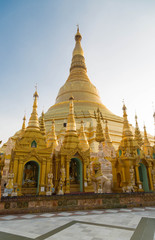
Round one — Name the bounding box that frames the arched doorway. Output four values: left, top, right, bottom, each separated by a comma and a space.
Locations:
69, 158, 83, 193
22, 161, 40, 195
138, 163, 150, 192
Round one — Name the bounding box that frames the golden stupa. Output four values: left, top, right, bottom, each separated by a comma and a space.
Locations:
44, 27, 123, 150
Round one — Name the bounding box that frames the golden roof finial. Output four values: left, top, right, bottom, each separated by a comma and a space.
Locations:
122, 103, 133, 138
39, 111, 46, 135
122, 99, 127, 113
105, 120, 112, 145
76, 24, 79, 32
95, 108, 105, 142
63, 97, 79, 149
47, 119, 58, 147
134, 114, 143, 146
22, 115, 26, 131
27, 89, 40, 131
143, 124, 149, 143
66, 96, 76, 132
72, 26, 84, 59
78, 120, 89, 150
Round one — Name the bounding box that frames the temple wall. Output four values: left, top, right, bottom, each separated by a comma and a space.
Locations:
0, 192, 155, 215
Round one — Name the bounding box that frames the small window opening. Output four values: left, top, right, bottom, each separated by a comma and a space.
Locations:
31, 140, 37, 148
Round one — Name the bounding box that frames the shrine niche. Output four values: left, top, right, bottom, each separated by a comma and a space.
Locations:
22, 161, 40, 195
69, 158, 83, 192
138, 163, 150, 192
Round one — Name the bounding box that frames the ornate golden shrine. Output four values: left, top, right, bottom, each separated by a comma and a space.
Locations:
1, 28, 155, 197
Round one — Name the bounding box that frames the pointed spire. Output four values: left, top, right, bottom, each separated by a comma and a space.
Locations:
27, 90, 40, 131
22, 115, 26, 131
47, 119, 58, 148
62, 97, 79, 149
134, 114, 143, 146
66, 96, 76, 132
105, 120, 112, 145
78, 120, 89, 151
70, 27, 87, 72
143, 125, 150, 146
122, 103, 133, 138
40, 111, 46, 135
95, 108, 105, 142
55, 28, 102, 105
73, 25, 83, 56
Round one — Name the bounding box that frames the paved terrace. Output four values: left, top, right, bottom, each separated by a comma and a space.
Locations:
0, 207, 154, 240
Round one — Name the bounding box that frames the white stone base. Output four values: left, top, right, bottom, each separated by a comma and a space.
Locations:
46, 191, 52, 196
2, 192, 8, 197
11, 192, 17, 197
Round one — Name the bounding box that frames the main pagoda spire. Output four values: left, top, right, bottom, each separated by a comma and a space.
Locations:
55, 27, 102, 104
70, 26, 87, 72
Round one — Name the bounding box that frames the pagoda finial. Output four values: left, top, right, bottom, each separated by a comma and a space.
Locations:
143, 125, 150, 145
134, 114, 143, 146
27, 89, 40, 131
47, 119, 58, 147
66, 96, 76, 132
95, 108, 105, 142
75, 24, 82, 42
122, 103, 133, 138
71, 26, 84, 60
122, 99, 127, 113
39, 111, 46, 135
22, 115, 26, 131
105, 120, 112, 145
78, 120, 89, 150
76, 24, 79, 32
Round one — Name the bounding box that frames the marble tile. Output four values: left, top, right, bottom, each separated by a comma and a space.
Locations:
45, 223, 134, 240
40, 213, 56, 217
0, 215, 18, 220
21, 214, 37, 219
104, 209, 119, 213
132, 208, 145, 211
0, 208, 155, 240
145, 207, 155, 210
119, 209, 132, 212
74, 211, 88, 215
89, 210, 104, 214
57, 212, 73, 216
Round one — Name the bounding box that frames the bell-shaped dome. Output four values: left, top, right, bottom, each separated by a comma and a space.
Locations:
55, 27, 102, 104
45, 27, 123, 150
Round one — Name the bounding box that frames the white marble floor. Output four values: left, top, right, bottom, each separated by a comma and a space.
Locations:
0, 207, 154, 240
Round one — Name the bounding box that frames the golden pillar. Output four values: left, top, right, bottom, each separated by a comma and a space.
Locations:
17, 160, 24, 195
40, 160, 46, 194
148, 165, 153, 191
135, 164, 143, 192
111, 161, 117, 190
46, 159, 51, 184
55, 160, 59, 182
121, 166, 126, 182
61, 155, 65, 166
84, 162, 87, 181
65, 160, 70, 193
13, 158, 18, 183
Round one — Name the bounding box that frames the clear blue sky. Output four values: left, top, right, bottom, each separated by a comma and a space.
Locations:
0, 0, 155, 144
